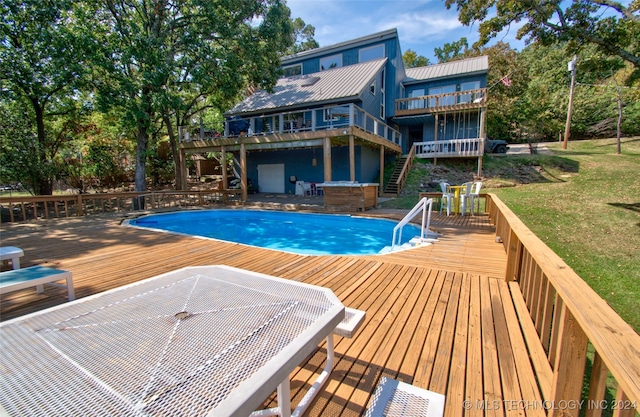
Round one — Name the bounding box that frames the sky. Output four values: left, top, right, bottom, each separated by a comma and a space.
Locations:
286, 0, 526, 63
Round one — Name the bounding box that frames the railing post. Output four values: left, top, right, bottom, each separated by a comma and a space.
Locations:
549, 303, 588, 417
77, 194, 84, 217
504, 229, 521, 282
349, 103, 354, 127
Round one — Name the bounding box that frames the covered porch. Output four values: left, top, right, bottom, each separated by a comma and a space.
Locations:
179, 103, 403, 201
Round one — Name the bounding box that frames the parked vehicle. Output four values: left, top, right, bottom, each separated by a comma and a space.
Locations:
485, 139, 509, 153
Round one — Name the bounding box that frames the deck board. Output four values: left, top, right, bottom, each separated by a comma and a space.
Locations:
0, 208, 547, 417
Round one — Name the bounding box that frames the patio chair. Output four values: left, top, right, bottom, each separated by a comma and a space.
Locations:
469, 181, 482, 214
460, 182, 474, 215
365, 377, 445, 417
439, 182, 453, 216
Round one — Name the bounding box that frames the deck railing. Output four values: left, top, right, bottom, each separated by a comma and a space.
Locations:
0, 190, 241, 223
414, 138, 484, 158
214, 103, 402, 146
395, 88, 487, 117
486, 193, 640, 417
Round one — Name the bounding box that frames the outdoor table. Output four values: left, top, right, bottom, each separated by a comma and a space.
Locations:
448, 185, 465, 214
0, 265, 345, 417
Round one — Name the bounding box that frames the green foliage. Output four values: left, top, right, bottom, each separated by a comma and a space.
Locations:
288, 17, 319, 55
434, 38, 469, 63
0, 0, 95, 194
403, 49, 430, 68
88, 0, 296, 192
444, 0, 640, 69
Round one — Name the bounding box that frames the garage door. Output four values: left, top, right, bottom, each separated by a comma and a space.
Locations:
257, 164, 285, 193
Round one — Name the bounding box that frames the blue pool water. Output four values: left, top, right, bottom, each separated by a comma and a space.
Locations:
127, 210, 422, 255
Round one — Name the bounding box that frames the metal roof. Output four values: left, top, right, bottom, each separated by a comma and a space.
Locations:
226, 58, 387, 116
404, 56, 489, 84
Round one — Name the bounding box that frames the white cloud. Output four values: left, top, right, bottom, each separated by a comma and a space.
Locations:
285, 0, 526, 62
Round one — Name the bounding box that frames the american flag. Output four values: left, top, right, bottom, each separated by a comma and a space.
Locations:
500, 75, 511, 87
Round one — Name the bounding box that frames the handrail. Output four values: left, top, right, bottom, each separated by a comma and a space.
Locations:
485, 193, 640, 411
395, 88, 487, 115
414, 138, 483, 158
395, 145, 415, 191
391, 197, 434, 249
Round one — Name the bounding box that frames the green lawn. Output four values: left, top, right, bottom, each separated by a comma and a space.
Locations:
491, 138, 640, 332
382, 137, 640, 332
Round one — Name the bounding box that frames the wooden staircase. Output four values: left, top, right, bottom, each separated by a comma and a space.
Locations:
382, 154, 410, 197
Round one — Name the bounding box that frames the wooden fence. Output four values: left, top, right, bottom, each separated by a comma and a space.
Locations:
486, 193, 639, 417
0, 190, 241, 223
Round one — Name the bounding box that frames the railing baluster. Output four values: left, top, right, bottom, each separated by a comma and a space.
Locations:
586, 352, 609, 417
550, 304, 588, 417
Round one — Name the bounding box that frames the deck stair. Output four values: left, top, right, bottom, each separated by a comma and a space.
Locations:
382, 155, 408, 196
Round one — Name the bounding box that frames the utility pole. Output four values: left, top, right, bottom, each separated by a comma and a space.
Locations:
563, 55, 577, 149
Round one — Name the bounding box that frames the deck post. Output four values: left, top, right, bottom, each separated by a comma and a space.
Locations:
379, 146, 384, 196
323, 137, 332, 182
240, 143, 247, 202
221, 146, 228, 190
349, 134, 355, 182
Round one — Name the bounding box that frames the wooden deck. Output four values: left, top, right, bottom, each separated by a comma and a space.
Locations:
0, 207, 547, 417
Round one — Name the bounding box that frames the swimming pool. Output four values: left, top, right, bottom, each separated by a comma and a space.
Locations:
126, 210, 422, 255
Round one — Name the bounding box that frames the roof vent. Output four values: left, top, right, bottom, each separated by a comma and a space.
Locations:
301, 76, 320, 87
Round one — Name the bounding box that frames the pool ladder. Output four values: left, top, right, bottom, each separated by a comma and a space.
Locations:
391, 197, 438, 250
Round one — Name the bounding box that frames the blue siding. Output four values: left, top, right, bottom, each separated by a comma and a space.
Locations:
241, 145, 382, 193
405, 75, 487, 97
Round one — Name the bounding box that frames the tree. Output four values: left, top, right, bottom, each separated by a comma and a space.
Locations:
288, 17, 319, 54
444, 0, 640, 69
434, 38, 470, 63
403, 49, 430, 68
0, 0, 94, 194
92, 0, 295, 196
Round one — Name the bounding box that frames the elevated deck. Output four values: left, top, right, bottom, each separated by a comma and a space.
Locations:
0, 209, 517, 416
1, 200, 638, 416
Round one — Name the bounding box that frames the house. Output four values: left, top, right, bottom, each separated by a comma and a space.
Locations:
179, 28, 488, 200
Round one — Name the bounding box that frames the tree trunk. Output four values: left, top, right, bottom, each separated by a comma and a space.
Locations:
616, 85, 622, 155
164, 113, 184, 190
30, 97, 53, 195
135, 123, 149, 191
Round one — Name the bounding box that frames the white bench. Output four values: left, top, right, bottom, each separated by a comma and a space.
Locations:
0, 266, 75, 301
365, 377, 446, 417
0, 246, 24, 270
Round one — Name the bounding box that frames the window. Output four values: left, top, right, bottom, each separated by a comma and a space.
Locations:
369, 80, 376, 95
359, 44, 385, 62
460, 81, 481, 103
323, 105, 350, 122
380, 69, 386, 118
428, 85, 456, 106
282, 64, 302, 77
408, 88, 424, 110
320, 54, 342, 71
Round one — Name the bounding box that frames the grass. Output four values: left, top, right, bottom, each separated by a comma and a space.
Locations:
382, 137, 640, 332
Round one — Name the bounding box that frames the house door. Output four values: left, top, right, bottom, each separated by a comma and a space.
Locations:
257, 164, 285, 193
407, 125, 424, 150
